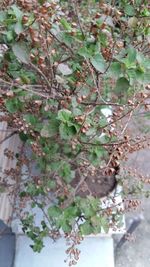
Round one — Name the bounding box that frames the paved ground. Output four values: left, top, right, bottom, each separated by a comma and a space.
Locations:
0, 220, 16, 267
115, 148, 150, 267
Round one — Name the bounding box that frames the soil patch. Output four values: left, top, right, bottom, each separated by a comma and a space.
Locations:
71, 169, 118, 198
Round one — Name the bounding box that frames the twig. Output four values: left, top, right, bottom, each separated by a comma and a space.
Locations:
61, 169, 87, 209
88, 100, 144, 143
31, 197, 54, 232
103, 45, 116, 74
29, 63, 52, 91
121, 109, 133, 135
0, 70, 52, 94
0, 131, 17, 145
0, 78, 64, 101
74, 169, 87, 194
49, 30, 74, 55
81, 101, 134, 107
79, 139, 128, 147
0, 128, 18, 132
45, 31, 54, 82
84, 58, 107, 104
99, 105, 140, 131
71, 0, 85, 38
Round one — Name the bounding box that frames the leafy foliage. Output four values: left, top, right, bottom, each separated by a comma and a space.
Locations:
0, 0, 150, 263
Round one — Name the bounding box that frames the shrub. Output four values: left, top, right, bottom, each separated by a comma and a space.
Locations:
0, 0, 150, 265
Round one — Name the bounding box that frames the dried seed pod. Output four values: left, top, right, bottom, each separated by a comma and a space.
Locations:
22, 15, 28, 24
77, 97, 82, 104
6, 91, 14, 97
81, 95, 87, 100
38, 56, 45, 64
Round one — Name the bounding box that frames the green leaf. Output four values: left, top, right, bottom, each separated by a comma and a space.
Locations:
109, 62, 122, 77
12, 43, 30, 64
63, 206, 79, 225
143, 72, 150, 83
58, 109, 72, 122
136, 53, 150, 69
94, 147, 104, 157
40, 120, 59, 138
19, 191, 27, 198
100, 217, 109, 233
80, 222, 93, 235
72, 108, 82, 116
79, 199, 95, 218
24, 114, 38, 125
58, 31, 74, 46
61, 221, 72, 233
25, 14, 35, 27
60, 18, 72, 31
123, 47, 137, 68
48, 206, 62, 218
99, 117, 107, 127
58, 162, 75, 183
128, 68, 146, 85
14, 21, 23, 34
19, 132, 28, 142
87, 196, 100, 211
128, 17, 138, 28
5, 98, 22, 113
11, 4, 23, 19
56, 75, 65, 84
91, 54, 107, 73
57, 63, 73, 75
49, 162, 60, 172
47, 180, 56, 190
38, 0, 45, 4
6, 31, 14, 42
124, 5, 135, 16
127, 47, 137, 63
104, 15, 114, 27
20, 74, 31, 84
90, 215, 100, 225
0, 11, 6, 22
26, 183, 37, 196
89, 146, 107, 165
59, 123, 76, 140
115, 77, 130, 93
30, 239, 44, 253
78, 47, 91, 58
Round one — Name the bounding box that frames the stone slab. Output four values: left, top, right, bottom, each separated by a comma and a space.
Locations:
14, 236, 114, 267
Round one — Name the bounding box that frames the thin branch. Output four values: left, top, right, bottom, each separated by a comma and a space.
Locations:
29, 63, 52, 91
71, 0, 85, 38
45, 31, 54, 82
61, 169, 87, 209
81, 101, 134, 107
84, 58, 107, 104
0, 78, 64, 101
0, 131, 18, 145
88, 101, 143, 142
99, 105, 140, 131
49, 30, 74, 55
121, 109, 133, 135
31, 197, 55, 232
0, 128, 18, 132
79, 139, 128, 147
102, 41, 117, 75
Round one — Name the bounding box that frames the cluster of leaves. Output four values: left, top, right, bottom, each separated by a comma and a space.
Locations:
21, 214, 49, 252
0, 0, 150, 262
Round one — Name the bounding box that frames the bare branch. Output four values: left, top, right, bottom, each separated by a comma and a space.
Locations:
0, 131, 17, 145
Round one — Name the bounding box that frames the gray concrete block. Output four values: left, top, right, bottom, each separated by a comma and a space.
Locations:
14, 235, 114, 267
